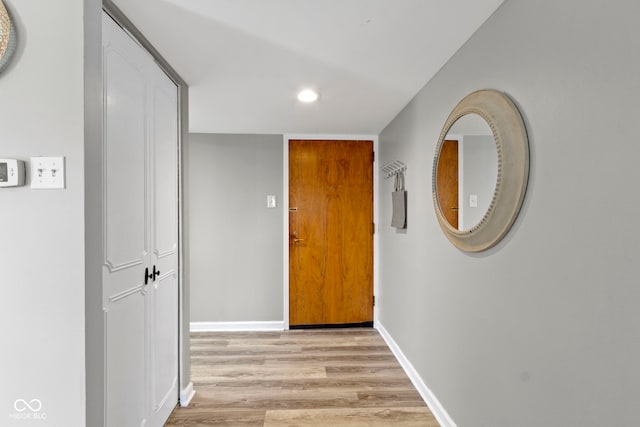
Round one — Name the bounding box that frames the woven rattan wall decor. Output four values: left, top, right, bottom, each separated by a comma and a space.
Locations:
0, 0, 17, 73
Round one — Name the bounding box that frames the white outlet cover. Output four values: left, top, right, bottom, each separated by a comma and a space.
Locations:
31, 156, 65, 189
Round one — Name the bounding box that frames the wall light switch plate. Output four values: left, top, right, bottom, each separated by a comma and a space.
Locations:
469, 194, 478, 208
267, 195, 277, 208
31, 156, 65, 189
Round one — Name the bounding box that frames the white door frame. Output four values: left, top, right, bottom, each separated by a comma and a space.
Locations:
282, 134, 380, 330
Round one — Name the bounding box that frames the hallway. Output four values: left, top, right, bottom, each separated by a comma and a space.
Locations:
166, 329, 439, 426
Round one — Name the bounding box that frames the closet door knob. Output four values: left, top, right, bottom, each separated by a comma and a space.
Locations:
152, 265, 160, 281
144, 267, 153, 285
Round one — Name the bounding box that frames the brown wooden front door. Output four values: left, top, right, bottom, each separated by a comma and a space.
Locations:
436, 139, 459, 229
289, 139, 373, 327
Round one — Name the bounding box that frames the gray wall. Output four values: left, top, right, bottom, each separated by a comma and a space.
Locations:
0, 0, 100, 425
189, 134, 284, 323
378, 1, 640, 426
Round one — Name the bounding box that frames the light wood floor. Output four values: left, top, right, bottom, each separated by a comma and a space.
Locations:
165, 328, 439, 426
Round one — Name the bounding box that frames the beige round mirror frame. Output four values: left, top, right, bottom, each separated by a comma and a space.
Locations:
432, 89, 529, 252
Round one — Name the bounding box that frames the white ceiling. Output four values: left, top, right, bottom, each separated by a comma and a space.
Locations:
111, 0, 504, 135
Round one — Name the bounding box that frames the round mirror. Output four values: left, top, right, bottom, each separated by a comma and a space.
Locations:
432, 90, 529, 252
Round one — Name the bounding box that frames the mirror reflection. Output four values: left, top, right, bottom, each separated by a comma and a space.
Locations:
436, 113, 497, 231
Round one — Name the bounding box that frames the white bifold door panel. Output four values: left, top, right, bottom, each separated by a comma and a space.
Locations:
102, 12, 179, 427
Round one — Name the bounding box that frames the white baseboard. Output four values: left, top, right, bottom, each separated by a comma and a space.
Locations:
190, 321, 286, 332
179, 382, 195, 407
375, 321, 457, 427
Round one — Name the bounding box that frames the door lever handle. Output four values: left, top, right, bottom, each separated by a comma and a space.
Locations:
293, 238, 305, 243
144, 267, 153, 285
144, 266, 161, 285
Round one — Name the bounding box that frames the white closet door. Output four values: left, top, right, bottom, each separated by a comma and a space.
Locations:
147, 53, 179, 427
102, 12, 179, 427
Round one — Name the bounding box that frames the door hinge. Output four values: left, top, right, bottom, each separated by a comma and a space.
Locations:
372, 222, 375, 234
373, 295, 376, 306
372, 151, 375, 163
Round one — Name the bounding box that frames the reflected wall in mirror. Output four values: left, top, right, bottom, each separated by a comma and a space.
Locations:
432, 89, 529, 252
436, 113, 497, 231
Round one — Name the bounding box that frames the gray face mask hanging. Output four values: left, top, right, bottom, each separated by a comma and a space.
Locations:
391, 171, 407, 229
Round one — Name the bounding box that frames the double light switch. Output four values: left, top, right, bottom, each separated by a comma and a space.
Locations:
31, 157, 65, 189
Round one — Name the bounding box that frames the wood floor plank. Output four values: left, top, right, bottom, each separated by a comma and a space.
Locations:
263, 407, 439, 427
189, 356, 266, 366
186, 389, 360, 410
300, 344, 391, 353
325, 365, 407, 378
190, 365, 327, 380
165, 408, 265, 426
263, 358, 398, 368
191, 377, 416, 391
165, 329, 440, 426
357, 390, 427, 404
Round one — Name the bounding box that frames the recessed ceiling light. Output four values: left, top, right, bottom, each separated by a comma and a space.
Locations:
297, 89, 319, 103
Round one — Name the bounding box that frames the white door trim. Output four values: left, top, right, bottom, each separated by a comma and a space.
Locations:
282, 134, 379, 330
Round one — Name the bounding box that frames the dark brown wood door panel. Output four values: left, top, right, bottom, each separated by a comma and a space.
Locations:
436, 139, 459, 229
289, 140, 373, 326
